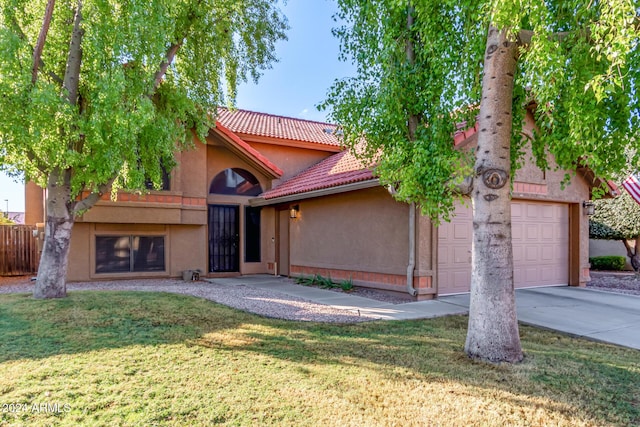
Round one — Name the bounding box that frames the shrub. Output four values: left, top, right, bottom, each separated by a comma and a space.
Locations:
589, 256, 626, 271
295, 274, 354, 292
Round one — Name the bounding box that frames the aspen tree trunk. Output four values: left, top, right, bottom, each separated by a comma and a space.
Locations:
33, 170, 74, 299
623, 237, 640, 272
33, 1, 83, 299
464, 27, 523, 363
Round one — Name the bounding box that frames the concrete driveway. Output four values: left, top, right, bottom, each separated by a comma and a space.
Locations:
440, 287, 640, 350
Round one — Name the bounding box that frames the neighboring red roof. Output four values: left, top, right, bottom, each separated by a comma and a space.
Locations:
214, 122, 283, 177
262, 150, 375, 199
216, 108, 342, 147
454, 121, 479, 146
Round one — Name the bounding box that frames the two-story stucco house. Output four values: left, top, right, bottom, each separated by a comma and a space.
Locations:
24, 108, 595, 300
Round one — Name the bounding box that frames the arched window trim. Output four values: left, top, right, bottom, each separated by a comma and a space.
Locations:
209, 168, 262, 197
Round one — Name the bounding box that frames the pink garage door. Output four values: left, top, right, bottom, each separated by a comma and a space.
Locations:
437, 201, 569, 295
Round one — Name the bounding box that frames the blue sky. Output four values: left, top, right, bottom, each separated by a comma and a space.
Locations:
0, 0, 351, 213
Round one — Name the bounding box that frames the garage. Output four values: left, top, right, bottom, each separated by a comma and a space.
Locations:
437, 200, 569, 295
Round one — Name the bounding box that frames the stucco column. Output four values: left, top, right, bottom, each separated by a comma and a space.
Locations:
24, 181, 45, 225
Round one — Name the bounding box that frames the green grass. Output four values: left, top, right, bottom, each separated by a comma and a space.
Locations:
0, 291, 638, 426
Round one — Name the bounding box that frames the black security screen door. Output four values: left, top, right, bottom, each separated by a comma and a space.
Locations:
209, 205, 240, 272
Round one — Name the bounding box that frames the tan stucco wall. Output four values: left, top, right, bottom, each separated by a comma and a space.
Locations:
247, 142, 333, 186
177, 137, 208, 198
288, 187, 409, 275
24, 182, 45, 225
67, 222, 91, 281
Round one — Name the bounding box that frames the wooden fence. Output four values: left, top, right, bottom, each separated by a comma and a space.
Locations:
0, 225, 40, 276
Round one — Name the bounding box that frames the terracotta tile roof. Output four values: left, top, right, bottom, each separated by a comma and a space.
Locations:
216, 108, 342, 147
261, 149, 375, 200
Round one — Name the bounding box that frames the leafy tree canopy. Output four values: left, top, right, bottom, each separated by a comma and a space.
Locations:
590, 191, 640, 240
0, 0, 287, 200
322, 0, 640, 221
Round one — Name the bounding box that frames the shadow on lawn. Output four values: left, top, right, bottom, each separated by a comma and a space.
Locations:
0, 291, 249, 362
200, 313, 640, 425
0, 290, 638, 425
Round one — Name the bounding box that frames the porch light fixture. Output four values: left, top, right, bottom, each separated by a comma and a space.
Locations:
289, 205, 299, 219
583, 201, 595, 216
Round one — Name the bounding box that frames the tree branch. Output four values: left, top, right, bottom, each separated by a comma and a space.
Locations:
63, 0, 84, 106
26, 148, 48, 175
518, 27, 592, 47
152, 42, 182, 92
7, 6, 63, 86
72, 177, 115, 214
32, 0, 56, 85
405, 3, 419, 141
150, 4, 202, 93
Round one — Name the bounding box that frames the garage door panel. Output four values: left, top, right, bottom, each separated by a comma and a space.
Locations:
513, 245, 523, 262
438, 200, 569, 295
525, 246, 538, 261
541, 249, 554, 261
541, 224, 554, 240
452, 247, 470, 264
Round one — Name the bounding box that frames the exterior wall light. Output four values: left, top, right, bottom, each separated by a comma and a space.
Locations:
583, 201, 595, 216
289, 205, 299, 219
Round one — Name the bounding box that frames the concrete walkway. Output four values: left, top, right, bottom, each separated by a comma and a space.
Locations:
212, 275, 640, 350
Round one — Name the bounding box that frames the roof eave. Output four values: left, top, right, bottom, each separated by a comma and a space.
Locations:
234, 133, 343, 153
249, 179, 381, 207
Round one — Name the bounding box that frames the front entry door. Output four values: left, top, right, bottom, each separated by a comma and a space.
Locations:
209, 205, 240, 272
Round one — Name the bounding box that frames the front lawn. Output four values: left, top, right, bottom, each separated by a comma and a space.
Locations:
0, 291, 638, 426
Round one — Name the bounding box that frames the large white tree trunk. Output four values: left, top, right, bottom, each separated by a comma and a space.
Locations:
33, 171, 74, 299
464, 27, 523, 363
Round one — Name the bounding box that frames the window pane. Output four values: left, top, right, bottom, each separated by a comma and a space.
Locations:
209, 168, 262, 196
245, 206, 261, 262
96, 236, 131, 273
133, 236, 165, 272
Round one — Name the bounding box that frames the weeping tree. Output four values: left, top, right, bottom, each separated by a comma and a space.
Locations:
323, 1, 640, 363
590, 191, 640, 271
0, 0, 287, 299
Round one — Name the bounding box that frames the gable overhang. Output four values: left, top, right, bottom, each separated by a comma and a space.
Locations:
577, 165, 620, 198
233, 133, 343, 153
210, 123, 283, 180
249, 178, 381, 207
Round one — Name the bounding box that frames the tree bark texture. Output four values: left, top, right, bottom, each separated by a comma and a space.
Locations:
31, 0, 56, 84
63, 0, 83, 105
464, 27, 523, 363
33, 170, 74, 299
623, 237, 640, 272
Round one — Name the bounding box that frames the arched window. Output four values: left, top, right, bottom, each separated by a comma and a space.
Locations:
209, 168, 262, 196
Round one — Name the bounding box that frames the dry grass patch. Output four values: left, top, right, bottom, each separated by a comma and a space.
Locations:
0, 291, 638, 426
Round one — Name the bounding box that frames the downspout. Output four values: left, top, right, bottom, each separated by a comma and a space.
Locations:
406, 202, 417, 297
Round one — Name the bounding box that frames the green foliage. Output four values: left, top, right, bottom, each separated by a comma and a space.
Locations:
323, 0, 640, 222
295, 274, 354, 292
589, 256, 626, 271
590, 192, 640, 240
0, 0, 287, 200
339, 277, 354, 291
0, 215, 14, 225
